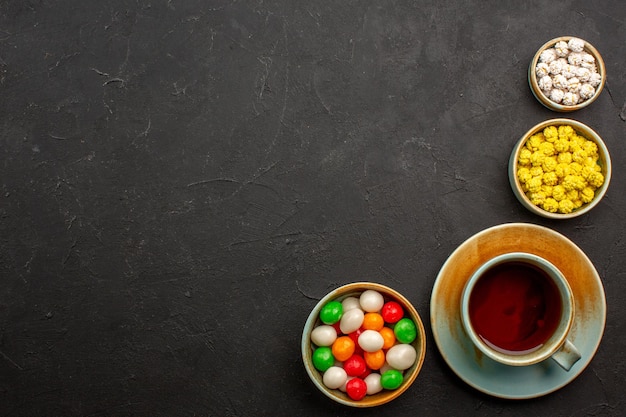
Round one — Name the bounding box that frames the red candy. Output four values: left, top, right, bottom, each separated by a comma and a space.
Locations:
346, 378, 367, 401
348, 328, 363, 344
343, 354, 367, 377
381, 301, 404, 324
348, 329, 365, 355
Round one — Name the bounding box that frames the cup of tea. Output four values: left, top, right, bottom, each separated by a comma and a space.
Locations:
460, 252, 581, 371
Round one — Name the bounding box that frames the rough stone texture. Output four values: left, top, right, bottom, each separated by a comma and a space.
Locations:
1, 0, 625, 416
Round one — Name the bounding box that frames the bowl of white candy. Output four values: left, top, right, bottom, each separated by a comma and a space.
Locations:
529, 36, 606, 112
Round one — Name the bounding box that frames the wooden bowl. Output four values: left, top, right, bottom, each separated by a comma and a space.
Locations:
301, 282, 426, 407
528, 36, 605, 112
509, 118, 611, 219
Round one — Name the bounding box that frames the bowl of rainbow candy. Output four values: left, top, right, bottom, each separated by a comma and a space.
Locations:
301, 282, 426, 407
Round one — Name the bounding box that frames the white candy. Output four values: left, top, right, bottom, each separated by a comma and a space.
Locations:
311, 325, 337, 347
561, 63, 576, 79
358, 329, 384, 352
339, 308, 364, 334
323, 366, 347, 389
562, 91, 580, 106
339, 376, 354, 392
582, 53, 595, 64
537, 38, 601, 106
554, 41, 569, 57
576, 66, 592, 82
548, 59, 563, 75
568, 37, 585, 52
538, 75, 553, 92
379, 361, 395, 374
549, 89, 565, 103
589, 72, 602, 87
539, 48, 557, 63
359, 290, 384, 312
568, 77, 581, 93
553, 74, 568, 90
580, 53, 596, 71
568, 52, 584, 66
385, 344, 417, 370
580, 61, 597, 71
341, 296, 361, 312
579, 83, 596, 100
364, 373, 383, 395
536, 62, 550, 78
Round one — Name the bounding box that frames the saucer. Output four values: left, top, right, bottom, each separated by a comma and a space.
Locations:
430, 223, 606, 399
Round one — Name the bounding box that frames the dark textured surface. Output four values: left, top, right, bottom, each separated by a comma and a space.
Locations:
1, 0, 625, 415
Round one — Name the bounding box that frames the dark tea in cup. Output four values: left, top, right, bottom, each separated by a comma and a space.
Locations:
460, 252, 581, 370
468, 261, 562, 355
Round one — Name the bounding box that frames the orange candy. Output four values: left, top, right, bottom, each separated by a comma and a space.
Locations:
332, 336, 355, 361
364, 350, 386, 370
379, 327, 396, 350
362, 313, 384, 331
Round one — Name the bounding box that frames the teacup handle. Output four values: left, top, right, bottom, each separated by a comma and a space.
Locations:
551, 339, 582, 371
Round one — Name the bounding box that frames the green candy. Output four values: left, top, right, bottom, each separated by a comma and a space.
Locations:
394, 318, 417, 344
312, 346, 334, 372
319, 301, 343, 324
380, 369, 403, 390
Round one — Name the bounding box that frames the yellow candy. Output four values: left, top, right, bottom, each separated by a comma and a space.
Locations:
518, 124, 604, 214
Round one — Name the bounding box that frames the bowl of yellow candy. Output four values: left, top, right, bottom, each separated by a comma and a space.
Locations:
509, 118, 611, 219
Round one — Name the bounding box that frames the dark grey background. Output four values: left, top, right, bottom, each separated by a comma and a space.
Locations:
1, 0, 625, 416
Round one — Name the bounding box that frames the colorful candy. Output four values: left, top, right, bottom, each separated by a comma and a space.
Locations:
358, 329, 384, 352
323, 366, 347, 389
385, 344, 417, 370
332, 336, 355, 362
379, 361, 394, 374
339, 376, 353, 392
359, 290, 384, 312
341, 296, 361, 312
310, 325, 337, 346
394, 318, 417, 344
380, 369, 403, 390
381, 301, 404, 323
362, 312, 384, 331
347, 328, 364, 352
343, 354, 367, 377
320, 301, 343, 324
345, 377, 367, 400
339, 308, 364, 334
312, 346, 334, 372
364, 372, 383, 395
310, 290, 420, 401
364, 350, 385, 370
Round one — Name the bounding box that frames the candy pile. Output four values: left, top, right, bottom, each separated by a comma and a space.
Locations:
516, 124, 605, 214
310, 290, 418, 401
535, 38, 602, 106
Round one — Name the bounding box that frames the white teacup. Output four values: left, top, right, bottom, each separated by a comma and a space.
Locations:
460, 252, 581, 371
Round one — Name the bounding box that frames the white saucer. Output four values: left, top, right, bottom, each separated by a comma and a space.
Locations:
430, 223, 606, 399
